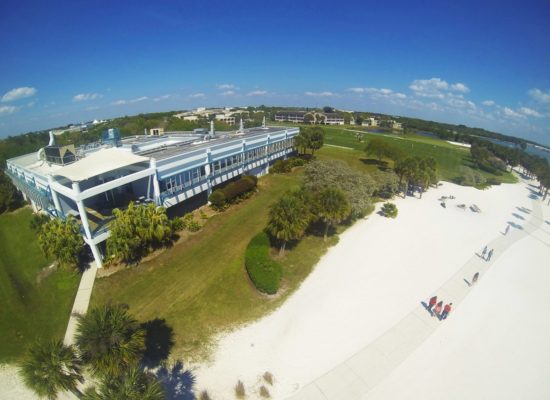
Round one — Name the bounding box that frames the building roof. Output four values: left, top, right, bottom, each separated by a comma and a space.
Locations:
53, 148, 150, 182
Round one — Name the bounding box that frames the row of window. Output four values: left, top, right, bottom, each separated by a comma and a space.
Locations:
161, 138, 295, 195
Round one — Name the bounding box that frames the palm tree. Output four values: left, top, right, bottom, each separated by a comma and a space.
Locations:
75, 304, 145, 378
20, 340, 83, 400
82, 367, 164, 400
317, 188, 350, 241
38, 216, 83, 267
266, 191, 311, 255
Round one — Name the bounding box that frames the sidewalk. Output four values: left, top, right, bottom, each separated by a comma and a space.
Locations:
286, 180, 544, 400
63, 262, 98, 346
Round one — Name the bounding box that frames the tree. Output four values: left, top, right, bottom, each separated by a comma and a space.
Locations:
82, 367, 164, 400
381, 202, 398, 218
0, 171, 22, 213
303, 113, 314, 124
75, 304, 145, 378
266, 191, 311, 255
308, 126, 325, 155
107, 203, 175, 263
394, 157, 419, 197
364, 138, 403, 161
316, 188, 350, 241
20, 340, 83, 400
304, 160, 376, 219
322, 106, 334, 113
38, 216, 84, 267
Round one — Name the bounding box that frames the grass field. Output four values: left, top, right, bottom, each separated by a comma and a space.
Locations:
0, 208, 80, 362
91, 171, 339, 360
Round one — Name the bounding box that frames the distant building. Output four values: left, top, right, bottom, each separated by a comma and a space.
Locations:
323, 113, 344, 125
150, 128, 164, 136
275, 112, 306, 123
215, 114, 236, 125
389, 120, 403, 130
362, 117, 379, 127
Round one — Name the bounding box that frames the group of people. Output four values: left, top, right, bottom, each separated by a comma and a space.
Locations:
426, 296, 452, 320
481, 246, 494, 261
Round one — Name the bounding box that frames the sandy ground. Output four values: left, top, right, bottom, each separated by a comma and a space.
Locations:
2, 178, 548, 400
193, 178, 550, 399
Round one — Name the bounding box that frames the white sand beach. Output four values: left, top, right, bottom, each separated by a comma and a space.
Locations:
193, 177, 550, 399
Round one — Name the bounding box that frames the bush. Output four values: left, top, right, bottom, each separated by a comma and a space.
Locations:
245, 232, 282, 294
455, 166, 486, 186
220, 175, 257, 203
208, 190, 226, 209
171, 217, 185, 231
263, 372, 273, 385
235, 380, 245, 399
259, 385, 271, 398
270, 157, 306, 174
182, 213, 201, 232
381, 202, 398, 218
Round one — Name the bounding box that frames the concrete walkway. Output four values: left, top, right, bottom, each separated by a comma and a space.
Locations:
63, 262, 97, 345
286, 179, 544, 400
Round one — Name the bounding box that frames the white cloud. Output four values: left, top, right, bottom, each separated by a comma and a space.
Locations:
348, 87, 366, 93
409, 78, 469, 99
450, 82, 470, 93
482, 100, 495, 106
247, 90, 267, 96
86, 106, 100, 111
1, 87, 37, 102
305, 91, 334, 97
528, 88, 550, 104
446, 97, 476, 110
73, 93, 102, 102
153, 94, 171, 102
189, 93, 205, 98
518, 107, 542, 117
502, 107, 524, 119
217, 83, 235, 90
221, 90, 235, 96
112, 96, 148, 105
0, 105, 18, 115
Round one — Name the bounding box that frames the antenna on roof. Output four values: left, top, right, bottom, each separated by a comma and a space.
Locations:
210, 120, 215, 136
262, 116, 267, 129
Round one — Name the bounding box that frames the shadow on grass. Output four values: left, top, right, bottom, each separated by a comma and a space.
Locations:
359, 158, 390, 171
141, 318, 175, 367
156, 361, 196, 400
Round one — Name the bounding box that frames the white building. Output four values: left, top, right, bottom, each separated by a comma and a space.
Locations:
6, 125, 298, 268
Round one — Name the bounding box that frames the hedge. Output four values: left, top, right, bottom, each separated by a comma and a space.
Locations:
210, 175, 258, 204
245, 231, 282, 294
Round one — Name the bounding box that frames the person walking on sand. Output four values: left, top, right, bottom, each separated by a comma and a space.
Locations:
427, 295, 437, 313
504, 224, 511, 235
441, 303, 453, 320
472, 272, 479, 285
487, 249, 494, 261
481, 246, 488, 259
433, 301, 443, 319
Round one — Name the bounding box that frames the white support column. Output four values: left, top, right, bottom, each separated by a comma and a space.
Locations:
72, 182, 92, 240
150, 158, 161, 205
89, 241, 103, 268
48, 176, 63, 217
205, 149, 213, 197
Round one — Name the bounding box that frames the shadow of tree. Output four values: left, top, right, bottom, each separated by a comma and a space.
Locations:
507, 221, 523, 230
359, 158, 390, 171
141, 318, 175, 367
156, 361, 196, 400
512, 213, 525, 220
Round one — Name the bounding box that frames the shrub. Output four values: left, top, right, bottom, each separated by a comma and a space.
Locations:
259, 385, 270, 398
198, 390, 212, 400
200, 210, 208, 220
263, 372, 273, 385
381, 202, 398, 218
245, 232, 282, 294
221, 175, 257, 203
208, 190, 226, 209
171, 217, 185, 231
287, 157, 306, 168
187, 220, 201, 232
29, 213, 50, 232
235, 380, 245, 399
271, 159, 291, 174
455, 166, 486, 186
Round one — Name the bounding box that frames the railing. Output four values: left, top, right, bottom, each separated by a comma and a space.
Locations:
5, 169, 54, 211
160, 177, 209, 201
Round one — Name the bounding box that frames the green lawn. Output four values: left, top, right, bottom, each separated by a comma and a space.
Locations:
91, 172, 329, 360
0, 208, 80, 362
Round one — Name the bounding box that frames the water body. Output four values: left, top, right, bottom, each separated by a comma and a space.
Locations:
485, 137, 550, 162
415, 131, 437, 138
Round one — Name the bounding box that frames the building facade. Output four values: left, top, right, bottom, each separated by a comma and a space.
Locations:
6, 125, 298, 268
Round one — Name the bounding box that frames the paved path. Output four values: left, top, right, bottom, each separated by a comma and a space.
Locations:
286, 179, 544, 400
63, 263, 97, 345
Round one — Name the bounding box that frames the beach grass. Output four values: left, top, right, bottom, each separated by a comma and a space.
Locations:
0, 208, 80, 362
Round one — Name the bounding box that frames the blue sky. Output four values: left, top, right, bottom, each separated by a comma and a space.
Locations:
1, 0, 550, 145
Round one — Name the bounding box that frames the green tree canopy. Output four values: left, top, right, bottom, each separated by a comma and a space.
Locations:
316, 188, 350, 241
364, 138, 403, 161
20, 340, 83, 400
38, 216, 84, 267
266, 190, 312, 255
303, 160, 376, 219
75, 304, 145, 378
82, 367, 164, 400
